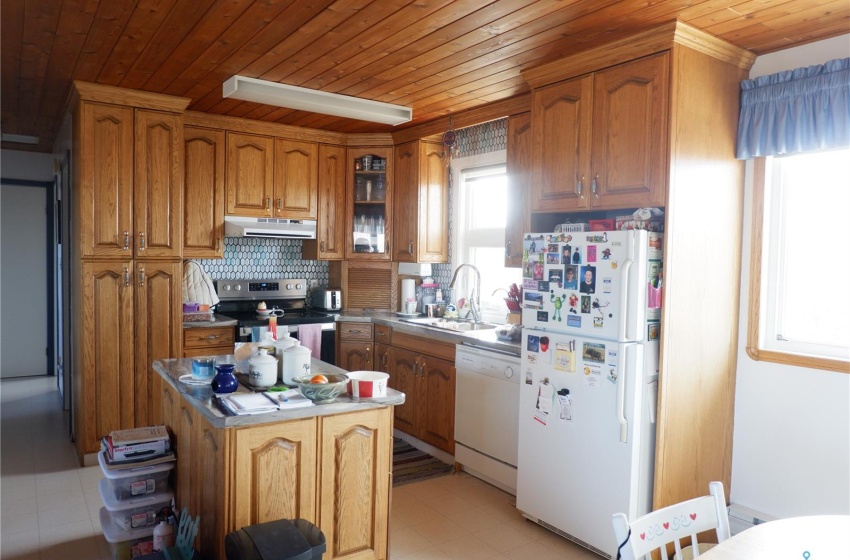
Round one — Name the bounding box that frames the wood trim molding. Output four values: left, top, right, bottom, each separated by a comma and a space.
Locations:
72, 81, 191, 112
522, 20, 755, 89
746, 158, 849, 374
184, 111, 351, 144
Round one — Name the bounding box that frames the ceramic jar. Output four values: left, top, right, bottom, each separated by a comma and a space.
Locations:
283, 340, 311, 386
248, 349, 278, 388
210, 363, 238, 394
272, 332, 296, 382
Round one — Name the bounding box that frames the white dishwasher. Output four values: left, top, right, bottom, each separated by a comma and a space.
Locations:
454, 343, 521, 494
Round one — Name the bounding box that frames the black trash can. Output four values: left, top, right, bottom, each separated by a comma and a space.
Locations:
225, 519, 326, 560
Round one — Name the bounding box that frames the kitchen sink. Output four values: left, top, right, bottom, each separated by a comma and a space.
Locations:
400, 317, 498, 332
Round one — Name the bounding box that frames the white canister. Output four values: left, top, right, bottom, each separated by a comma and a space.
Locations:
272, 332, 296, 382
248, 349, 278, 388
283, 340, 311, 385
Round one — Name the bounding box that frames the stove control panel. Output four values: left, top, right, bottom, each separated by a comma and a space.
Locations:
216, 279, 308, 300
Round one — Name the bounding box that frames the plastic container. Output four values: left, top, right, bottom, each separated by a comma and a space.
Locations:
99, 507, 155, 560
152, 519, 175, 551
224, 518, 326, 560
98, 451, 174, 500
99, 477, 174, 531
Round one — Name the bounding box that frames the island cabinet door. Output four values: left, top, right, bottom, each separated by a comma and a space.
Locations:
319, 408, 392, 560
232, 418, 318, 529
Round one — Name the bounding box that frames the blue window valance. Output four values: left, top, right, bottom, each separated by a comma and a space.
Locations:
736, 57, 850, 159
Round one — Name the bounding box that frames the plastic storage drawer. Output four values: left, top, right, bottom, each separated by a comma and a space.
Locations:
98, 451, 174, 500
99, 507, 156, 560
99, 477, 174, 531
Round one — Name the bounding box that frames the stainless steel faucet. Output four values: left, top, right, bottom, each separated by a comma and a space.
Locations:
449, 263, 481, 322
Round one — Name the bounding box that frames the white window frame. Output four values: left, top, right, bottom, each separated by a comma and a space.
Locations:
747, 156, 850, 373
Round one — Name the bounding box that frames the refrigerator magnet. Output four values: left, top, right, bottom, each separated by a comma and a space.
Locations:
567, 315, 581, 328
593, 317, 604, 328
557, 389, 573, 421
547, 243, 559, 253
572, 246, 581, 264
593, 298, 612, 317
602, 277, 613, 293
580, 265, 596, 293
554, 343, 576, 373
536, 310, 549, 323
582, 342, 606, 363
564, 266, 578, 289
581, 296, 591, 314
527, 335, 540, 352
584, 367, 601, 388
546, 252, 561, 264
587, 245, 597, 262
561, 245, 572, 264
607, 368, 618, 385
549, 292, 566, 321
548, 267, 563, 287
601, 248, 612, 260
648, 322, 660, 340
525, 291, 543, 308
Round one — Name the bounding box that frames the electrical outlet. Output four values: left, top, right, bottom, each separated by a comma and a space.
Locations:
309, 279, 318, 288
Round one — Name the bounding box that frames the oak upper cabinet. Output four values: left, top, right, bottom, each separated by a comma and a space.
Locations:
226, 132, 275, 216
77, 102, 134, 257
274, 138, 318, 219
318, 409, 391, 560
531, 52, 668, 212
346, 147, 393, 260
505, 112, 532, 268
303, 144, 346, 260
183, 126, 225, 258
134, 110, 184, 258
233, 419, 318, 529
393, 140, 448, 263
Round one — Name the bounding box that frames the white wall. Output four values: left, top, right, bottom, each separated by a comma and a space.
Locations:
731, 35, 850, 518
1, 149, 55, 181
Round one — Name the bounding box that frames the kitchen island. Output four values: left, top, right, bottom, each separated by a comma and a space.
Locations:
154, 357, 404, 560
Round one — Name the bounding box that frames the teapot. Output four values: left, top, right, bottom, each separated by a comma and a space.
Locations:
210, 363, 238, 394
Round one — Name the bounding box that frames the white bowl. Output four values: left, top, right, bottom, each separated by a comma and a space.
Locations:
347, 371, 389, 399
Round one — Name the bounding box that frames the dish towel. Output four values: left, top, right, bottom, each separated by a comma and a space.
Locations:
298, 324, 323, 359
182, 260, 219, 306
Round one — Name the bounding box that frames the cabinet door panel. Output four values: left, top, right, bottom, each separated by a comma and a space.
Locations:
419, 356, 456, 454
80, 261, 135, 454
591, 52, 668, 209
197, 416, 230, 560
304, 144, 346, 259
135, 261, 182, 427
135, 110, 183, 258
175, 403, 197, 515
319, 409, 390, 560
388, 347, 418, 436
183, 126, 225, 258
274, 139, 318, 219
531, 75, 593, 212
226, 132, 275, 216
392, 142, 417, 262
338, 341, 373, 372
417, 141, 448, 263
233, 419, 317, 528
79, 102, 134, 257
346, 147, 393, 260
505, 112, 532, 268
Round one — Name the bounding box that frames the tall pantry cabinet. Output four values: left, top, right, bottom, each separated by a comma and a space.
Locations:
522, 22, 755, 510
70, 82, 189, 462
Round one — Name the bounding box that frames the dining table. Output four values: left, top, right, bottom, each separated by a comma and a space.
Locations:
698, 515, 850, 559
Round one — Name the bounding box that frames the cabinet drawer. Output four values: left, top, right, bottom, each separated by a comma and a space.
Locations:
183, 327, 235, 349
375, 324, 391, 343
338, 322, 374, 341
183, 346, 233, 358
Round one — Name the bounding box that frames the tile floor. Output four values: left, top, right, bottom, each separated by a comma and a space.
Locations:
1, 376, 600, 560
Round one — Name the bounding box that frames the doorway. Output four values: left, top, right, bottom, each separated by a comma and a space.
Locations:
1, 180, 52, 378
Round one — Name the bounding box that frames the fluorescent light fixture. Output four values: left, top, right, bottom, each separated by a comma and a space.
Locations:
223, 75, 412, 126
1, 133, 40, 144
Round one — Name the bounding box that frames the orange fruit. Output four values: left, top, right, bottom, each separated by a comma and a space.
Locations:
310, 374, 329, 384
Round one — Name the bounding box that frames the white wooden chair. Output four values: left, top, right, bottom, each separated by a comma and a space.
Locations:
612, 481, 730, 560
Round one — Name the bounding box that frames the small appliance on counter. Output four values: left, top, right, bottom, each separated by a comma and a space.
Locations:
311, 287, 342, 311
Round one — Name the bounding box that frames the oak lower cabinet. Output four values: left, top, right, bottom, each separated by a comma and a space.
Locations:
182, 326, 235, 358
530, 52, 668, 212
386, 332, 456, 454
161, 385, 393, 560
336, 322, 374, 371
74, 259, 182, 460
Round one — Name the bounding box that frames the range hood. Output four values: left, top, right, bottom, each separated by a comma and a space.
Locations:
224, 216, 317, 239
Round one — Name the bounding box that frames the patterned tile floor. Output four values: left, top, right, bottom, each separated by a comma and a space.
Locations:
1, 376, 600, 559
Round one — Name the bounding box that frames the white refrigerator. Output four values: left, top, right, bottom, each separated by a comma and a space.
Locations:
516, 229, 663, 558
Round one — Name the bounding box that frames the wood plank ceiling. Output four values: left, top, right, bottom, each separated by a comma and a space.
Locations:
2, 0, 848, 152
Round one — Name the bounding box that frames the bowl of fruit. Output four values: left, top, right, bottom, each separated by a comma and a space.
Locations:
291, 373, 349, 402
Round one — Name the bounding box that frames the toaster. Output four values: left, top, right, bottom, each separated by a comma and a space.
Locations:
312, 287, 342, 311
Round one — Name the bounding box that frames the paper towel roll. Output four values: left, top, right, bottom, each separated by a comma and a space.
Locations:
401, 279, 416, 311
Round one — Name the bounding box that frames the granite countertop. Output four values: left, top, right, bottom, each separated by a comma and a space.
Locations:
182, 313, 238, 328
335, 310, 522, 356
154, 356, 405, 428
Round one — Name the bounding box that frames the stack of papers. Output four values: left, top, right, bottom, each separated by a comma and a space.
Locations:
217, 389, 313, 416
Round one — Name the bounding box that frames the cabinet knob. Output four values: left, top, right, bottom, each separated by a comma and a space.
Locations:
216, 237, 221, 251
123, 231, 130, 251
505, 240, 511, 257
265, 196, 271, 210
203, 334, 220, 340
577, 175, 585, 199
276, 197, 282, 211
591, 174, 599, 198
320, 240, 325, 253
123, 266, 130, 287
138, 232, 146, 251
408, 241, 413, 254
138, 266, 145, 287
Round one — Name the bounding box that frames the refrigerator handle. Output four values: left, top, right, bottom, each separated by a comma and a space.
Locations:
616, 362, 628, 443
648, 379, 658, 424
619, 258, 634, 341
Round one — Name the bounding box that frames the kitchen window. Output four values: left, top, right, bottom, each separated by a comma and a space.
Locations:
451, 150, 521, 323
747, 148, 850, 372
